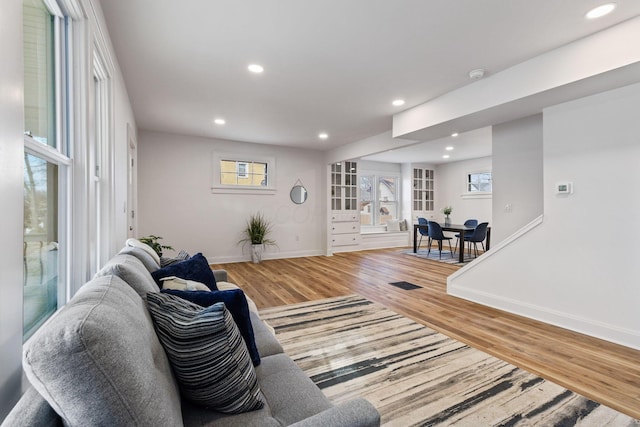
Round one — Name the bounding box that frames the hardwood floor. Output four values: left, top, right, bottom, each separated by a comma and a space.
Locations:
210, 248, 640, 419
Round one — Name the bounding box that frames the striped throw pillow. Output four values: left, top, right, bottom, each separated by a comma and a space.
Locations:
146, 292, 264, 413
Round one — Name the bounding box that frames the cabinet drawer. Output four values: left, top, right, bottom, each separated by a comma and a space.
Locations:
331, 233, 361, 247
331, 212, 359, 222
331, 221, 360, 234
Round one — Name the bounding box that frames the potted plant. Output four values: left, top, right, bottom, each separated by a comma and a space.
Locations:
239, 213, 277, 263
442, 206, 453, 225
139, 235, 173, 257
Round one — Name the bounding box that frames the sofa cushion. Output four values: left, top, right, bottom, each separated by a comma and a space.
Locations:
161, 288, 261, 366
256, 354, 333, 425
146, 292, 263, 414
95, 253, 159, 297
23, 275, 183, 426
180, 354, 332, 427
160, 249, 190, 267
119, 245, 161, 272
126, 237, 161, 265
151, 253, 218, 291
251, 311, 284, 357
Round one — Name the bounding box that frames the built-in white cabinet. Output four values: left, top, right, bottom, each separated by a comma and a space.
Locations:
330, 211, 361, 250
330, 161, 360, 251
330, 161, 358, 211
412, 168, 434, 212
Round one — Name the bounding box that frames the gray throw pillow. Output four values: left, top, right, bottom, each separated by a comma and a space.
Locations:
146, 292, 264, 414
23, 275, 183, 426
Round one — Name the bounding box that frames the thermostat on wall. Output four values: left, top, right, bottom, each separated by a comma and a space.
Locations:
555, 182, 573, 194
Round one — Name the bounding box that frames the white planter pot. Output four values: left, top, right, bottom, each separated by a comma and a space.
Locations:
251, 244, 264, 264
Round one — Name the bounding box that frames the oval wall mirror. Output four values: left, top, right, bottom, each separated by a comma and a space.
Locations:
290, 185, 308, 204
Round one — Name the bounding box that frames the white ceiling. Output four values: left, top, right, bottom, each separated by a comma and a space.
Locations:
100, 0, 640, 163
361, 127, 492, 165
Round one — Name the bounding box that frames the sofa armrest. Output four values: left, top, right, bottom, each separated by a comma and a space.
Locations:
1, 386, 62, 427
212, 269, 228, 283
288, 398, 380, 427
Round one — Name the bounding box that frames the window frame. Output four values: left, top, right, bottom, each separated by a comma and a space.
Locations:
462, 170, 492, 199
22, 0, 71, 341
359, 173, 400, 229
212, 153, 276, 195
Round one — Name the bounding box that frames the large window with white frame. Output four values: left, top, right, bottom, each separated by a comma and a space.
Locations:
359, 175, 399, 227
22, 0, 70, 340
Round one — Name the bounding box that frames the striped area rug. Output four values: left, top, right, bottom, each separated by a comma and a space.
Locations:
259, 295, 639, 427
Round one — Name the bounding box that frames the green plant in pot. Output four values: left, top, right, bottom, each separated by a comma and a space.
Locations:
442, 206, 453, 225
239, 213, 277, 263
139, 235, 173, 257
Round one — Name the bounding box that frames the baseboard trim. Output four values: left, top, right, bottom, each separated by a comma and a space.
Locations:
449, 284, 640, 351
207, 249, 325, 264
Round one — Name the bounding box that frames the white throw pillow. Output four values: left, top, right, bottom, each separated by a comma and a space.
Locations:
126, 238, 161, 265
160, 276, 211, 291
386, 219, 401, 232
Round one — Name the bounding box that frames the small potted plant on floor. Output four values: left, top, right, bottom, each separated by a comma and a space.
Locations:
239, 213, 277, 263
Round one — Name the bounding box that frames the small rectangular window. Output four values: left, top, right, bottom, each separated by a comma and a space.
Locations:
213, 155, 275, 194
467, 172, 492, 193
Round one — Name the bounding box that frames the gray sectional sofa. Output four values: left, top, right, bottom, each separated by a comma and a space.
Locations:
2, 245, 380, 426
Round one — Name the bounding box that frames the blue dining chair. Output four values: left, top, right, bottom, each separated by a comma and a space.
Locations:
417, 217, 430, 250
466, 222, 489, 258
427, 221, 454, 259
453, 219, 478, 255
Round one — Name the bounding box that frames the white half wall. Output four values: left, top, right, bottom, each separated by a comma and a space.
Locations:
449, 82, 640, 349
137, 131, 327, 263
492, 114, 543, 243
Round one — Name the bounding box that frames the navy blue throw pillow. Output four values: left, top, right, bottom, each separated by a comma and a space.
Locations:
161, 288, 260, 366
151, 253, 217, 291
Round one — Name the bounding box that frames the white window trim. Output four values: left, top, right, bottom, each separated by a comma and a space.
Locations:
462, 170, 492, 199
360, 172, 401, 230
212, 153, 276, 195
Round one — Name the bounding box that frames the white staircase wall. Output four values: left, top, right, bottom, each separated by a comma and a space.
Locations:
449, 82, 640, 350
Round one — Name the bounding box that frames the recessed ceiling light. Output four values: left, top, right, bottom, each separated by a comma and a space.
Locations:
248, 64, 264, 73
214, 118, 225, 125
451, 132, 459, 137
586, 3, 616, 19
392, 99, 405, 106
445, 146, 454, 151
318, 132, 329, 140
442, 155, 450, 159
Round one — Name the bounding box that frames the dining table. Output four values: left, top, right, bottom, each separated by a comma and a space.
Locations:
413, 222, 491, 263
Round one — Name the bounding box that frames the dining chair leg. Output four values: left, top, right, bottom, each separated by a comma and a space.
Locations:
448, 240, 454, 258
418, 235, 423, 249
438, 240, 443, 259
453, 238, 458, 254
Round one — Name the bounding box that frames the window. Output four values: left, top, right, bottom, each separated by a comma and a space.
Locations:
23, 0, 70, 340
212, 154, 275, 194
23, 0, 56, 147
467, 172, 492, 193
360, 175, 399, 226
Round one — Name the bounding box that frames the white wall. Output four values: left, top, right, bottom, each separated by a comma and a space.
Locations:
450, 82, 640, 349
137, 131, 326, 263
492, 114, 543, 243
434, 157, 493, 225
0, 0, 27, 418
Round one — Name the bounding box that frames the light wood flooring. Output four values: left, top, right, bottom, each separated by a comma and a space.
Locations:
210, 247, 640, 419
